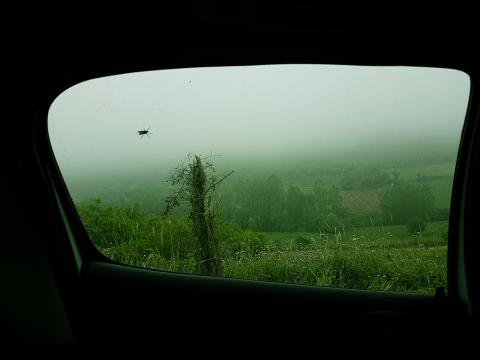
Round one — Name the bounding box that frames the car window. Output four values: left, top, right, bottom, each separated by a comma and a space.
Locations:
48, 65, 470, 293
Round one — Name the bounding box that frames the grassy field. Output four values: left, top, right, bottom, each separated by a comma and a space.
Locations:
224, 244, 446, 293
340, 190, 381, 215
84, 198, 447, 294
264, 220, 448, 248
270, 161, 454, 215
68, 144, 456, 295
224, 222, 447, 293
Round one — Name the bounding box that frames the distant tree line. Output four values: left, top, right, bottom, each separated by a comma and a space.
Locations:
219, 173, 444, 234
219, 175, 346, 233
380, 183, 436, 225
76, 167, 448, 236
340, 168, 399, 191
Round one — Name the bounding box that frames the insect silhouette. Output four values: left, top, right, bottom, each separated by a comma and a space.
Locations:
137, 127, 152, 138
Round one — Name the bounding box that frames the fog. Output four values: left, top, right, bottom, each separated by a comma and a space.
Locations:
48, 64, 470, 180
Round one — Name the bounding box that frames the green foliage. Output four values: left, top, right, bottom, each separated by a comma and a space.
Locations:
220, 176, 344, 233
224, 239, 446, 293
255, 175, 285, 231
348, 213, 384, 227
433, 208, 450, 221
76, 198, 140, 248
70, 146, 455, 294
218, 222, 266, 258
321, 213, 343, 233
294, 236, 313, 248
77, 198, 447, 293
285, 185, 309, 232
441, 226, 449, 241
381, 183, 435, 225
406, 217, 427, 234
76, 199, 197, 259
340, 167, 393, 190
164, 154, 231, 276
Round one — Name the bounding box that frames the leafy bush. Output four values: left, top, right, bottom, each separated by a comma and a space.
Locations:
381, 184, 435, 225
76, 199, 197, 258
406, 217, 427, 234
217, 221, 266, 258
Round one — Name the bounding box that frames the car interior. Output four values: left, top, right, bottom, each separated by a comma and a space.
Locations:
3, 1, 479, 347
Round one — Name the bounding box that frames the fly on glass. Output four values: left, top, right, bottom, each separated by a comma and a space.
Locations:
137, 127, 151, 138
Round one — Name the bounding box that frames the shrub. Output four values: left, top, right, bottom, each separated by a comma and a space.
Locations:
381, 184, 435, 224
217, 221, 267, 258
406, 217, 427, 234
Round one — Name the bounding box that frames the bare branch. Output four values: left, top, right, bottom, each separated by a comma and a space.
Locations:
206, 170, 234, 193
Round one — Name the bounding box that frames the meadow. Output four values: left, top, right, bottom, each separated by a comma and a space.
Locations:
71, 147, 455, 294
77, 198, 447, 294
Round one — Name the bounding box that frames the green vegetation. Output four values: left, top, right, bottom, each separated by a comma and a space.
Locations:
220, 176, 346, 233
381, 183, 436, 224
406, 217, 427, 234
163, 154, 229, 276
73, 150, 454, 294
77, 199, 447, 293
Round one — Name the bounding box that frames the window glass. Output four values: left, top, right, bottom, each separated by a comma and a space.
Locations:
48, 65, 470, 293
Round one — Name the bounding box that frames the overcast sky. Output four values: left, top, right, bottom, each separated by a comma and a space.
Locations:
48, 64, 470, 176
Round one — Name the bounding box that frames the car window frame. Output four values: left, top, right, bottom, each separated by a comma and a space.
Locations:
33, 62, 477, 309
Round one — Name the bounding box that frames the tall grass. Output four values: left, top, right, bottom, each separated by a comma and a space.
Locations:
224, 243, 446, 293
77, 199, 447, 294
